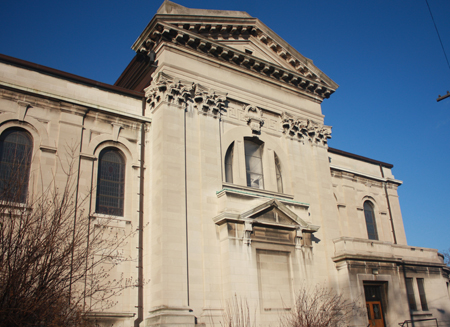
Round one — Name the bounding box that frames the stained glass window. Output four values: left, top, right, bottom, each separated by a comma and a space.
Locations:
0, 128, 33, 203
364, 201, 378, 240
96, 148, 125, 216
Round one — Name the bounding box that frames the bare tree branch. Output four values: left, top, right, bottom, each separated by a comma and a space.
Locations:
0, 145, 137, 327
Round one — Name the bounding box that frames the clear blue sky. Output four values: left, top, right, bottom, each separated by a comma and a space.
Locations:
1, 0, 449, 252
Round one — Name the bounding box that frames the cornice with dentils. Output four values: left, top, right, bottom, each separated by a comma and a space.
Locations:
134, 22, 336, 100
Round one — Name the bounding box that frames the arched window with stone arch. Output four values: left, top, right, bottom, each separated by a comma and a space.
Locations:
96, 147, 125, 216
364, 200, 378, 240
0, 128, 33, 203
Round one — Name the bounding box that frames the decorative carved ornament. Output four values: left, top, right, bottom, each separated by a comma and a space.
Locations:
244, 104, 264, 134
282, 114, 332, 145
145, 72, 227, 115
137, 23, 334, 100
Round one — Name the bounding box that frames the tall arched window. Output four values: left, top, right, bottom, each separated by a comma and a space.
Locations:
364, 201, 378, 240
225, 142, 234, 183
274, 152, 283, 193
96, 148, 125, 216
0, 128, 33, 203
244, 138, 264, 189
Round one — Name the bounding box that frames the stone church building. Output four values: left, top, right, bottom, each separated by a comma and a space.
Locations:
0, 1, 449, 326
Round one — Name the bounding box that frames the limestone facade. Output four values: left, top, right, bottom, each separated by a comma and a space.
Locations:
0, 1, 449, 326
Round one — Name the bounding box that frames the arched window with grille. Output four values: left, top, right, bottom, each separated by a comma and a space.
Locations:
364, 201, 378, 240
96, 148, 125, 216
0, 128, 33, 203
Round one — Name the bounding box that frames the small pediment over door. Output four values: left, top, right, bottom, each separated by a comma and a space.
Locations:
240, 199, 318, 231
249, 206, 297, 226
213, 198, 319, 246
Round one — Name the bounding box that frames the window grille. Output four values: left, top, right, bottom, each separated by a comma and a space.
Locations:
364, 201, 378, 240
96, 148, 125, 216
0, 128, 33, 203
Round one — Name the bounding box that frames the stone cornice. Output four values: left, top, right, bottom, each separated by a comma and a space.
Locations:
136, 22, 336, 100
330, 164, 403, 185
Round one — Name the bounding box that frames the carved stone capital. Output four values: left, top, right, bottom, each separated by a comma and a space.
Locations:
193, 85, 227, 116
282, 113, 332, 145
145, 72, 227, 115
145, 72, 195, 108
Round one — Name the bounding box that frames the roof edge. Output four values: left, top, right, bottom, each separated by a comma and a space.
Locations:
328, 147, 393, 169
0, 53, 144, 98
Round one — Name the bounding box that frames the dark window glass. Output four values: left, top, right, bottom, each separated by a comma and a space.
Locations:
225, 142, 234, 183
274, 153, 283, 193
96, 148, 125, 216
417, 278, 428, 311
0, 128, 33, 203
364, 201, 378, 240
405, 278, 417, 311
364, 284, 382, 302
244, 139, 264, 189
373, 303, 381, 319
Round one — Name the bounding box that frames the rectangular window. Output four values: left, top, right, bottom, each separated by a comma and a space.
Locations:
417, 278, 428, 311
405, 278, 417, 311
244, 139, 264, 189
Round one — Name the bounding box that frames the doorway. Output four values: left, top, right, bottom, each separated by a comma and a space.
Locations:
364, 284, 386, 327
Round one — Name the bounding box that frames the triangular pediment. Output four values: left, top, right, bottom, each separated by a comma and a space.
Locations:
214, 40, 292, 69
249, 207, 297, 226
129, 1, 338, 99
240, 199, 319, 232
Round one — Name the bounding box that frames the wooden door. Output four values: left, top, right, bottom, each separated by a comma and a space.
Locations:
366, 301, 384, 327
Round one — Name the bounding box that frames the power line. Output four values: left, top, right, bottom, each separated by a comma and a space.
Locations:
426, 0, 450, 72
426, 0, 450, 101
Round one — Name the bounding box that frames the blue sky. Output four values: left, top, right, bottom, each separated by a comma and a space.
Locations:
1, 0, 449, 252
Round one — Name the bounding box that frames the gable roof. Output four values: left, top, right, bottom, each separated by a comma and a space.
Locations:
118, 1, 338, 99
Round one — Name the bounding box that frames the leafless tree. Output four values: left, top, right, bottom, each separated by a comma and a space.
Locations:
443, 249, 450, 266
0, 147, 136, 327
279, 284, 361, 327
221, 294, 256, 327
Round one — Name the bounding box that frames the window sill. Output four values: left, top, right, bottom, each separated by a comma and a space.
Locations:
90, 213, 131, 227
219, 183, 308, 207
411, 311, 432, 317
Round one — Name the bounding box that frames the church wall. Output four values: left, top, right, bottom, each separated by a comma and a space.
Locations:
0, 61, 144, 325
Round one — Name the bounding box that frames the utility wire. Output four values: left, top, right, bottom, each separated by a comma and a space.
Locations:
426, 0, 450, 73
